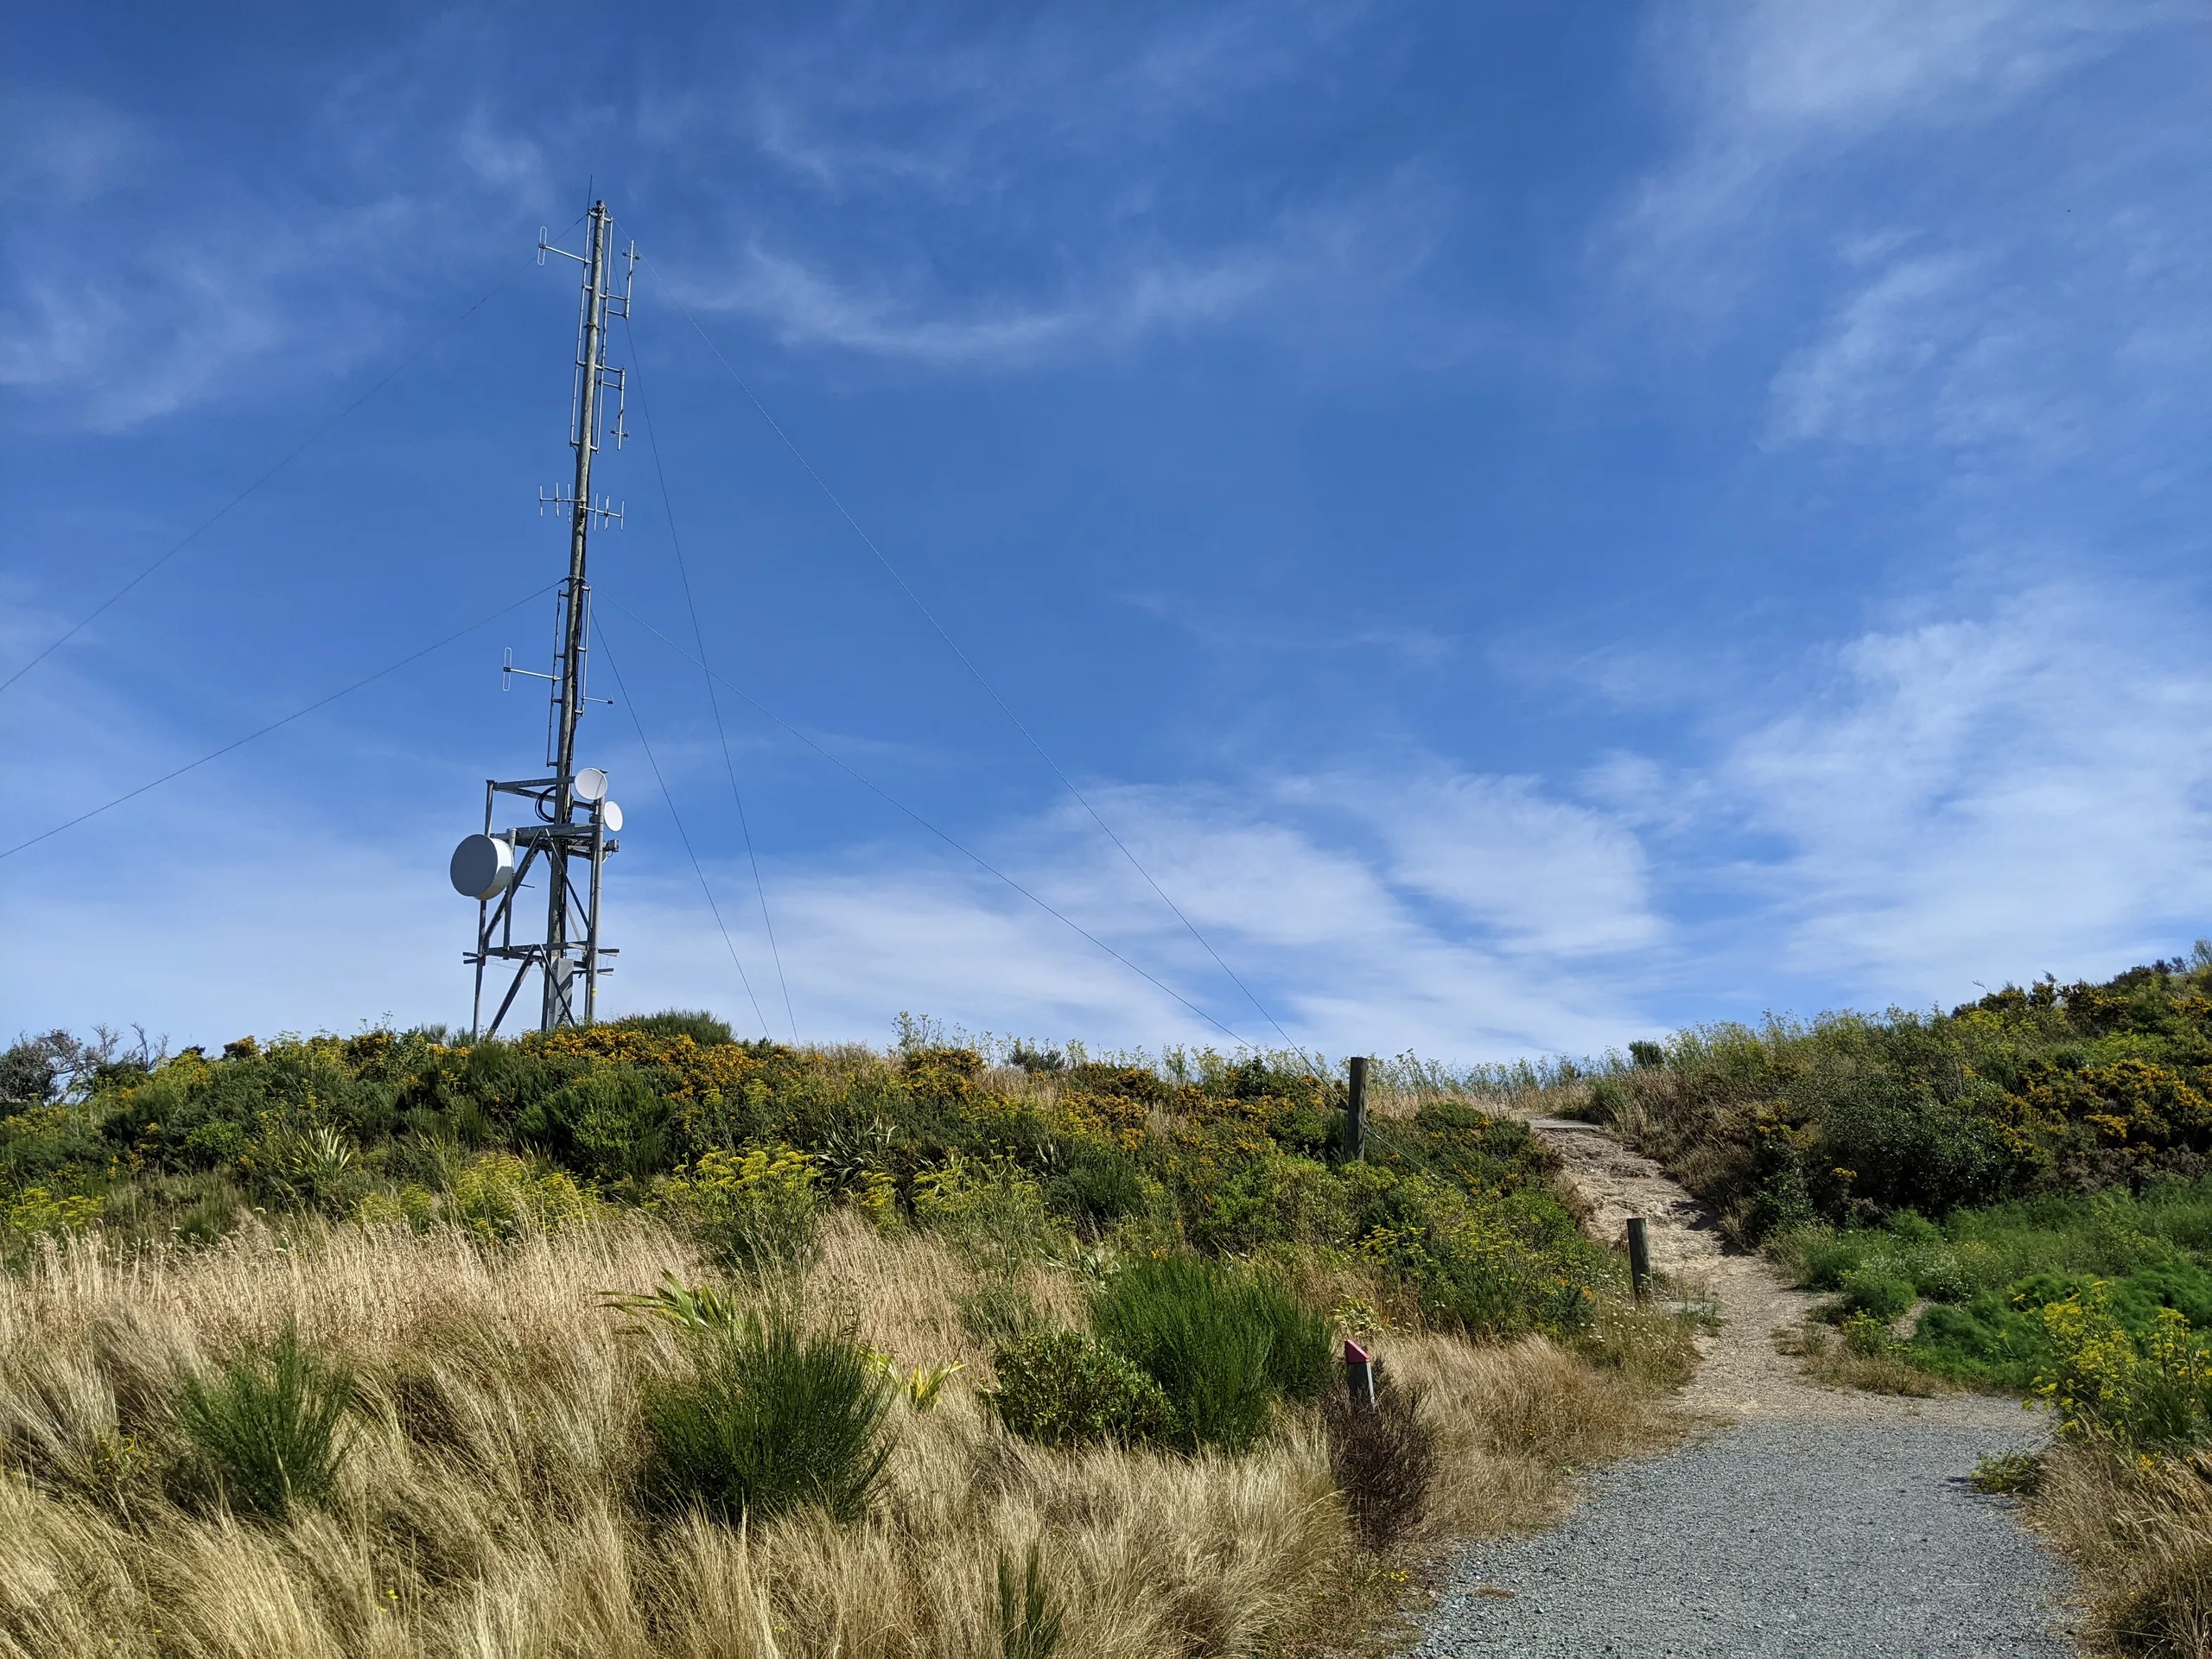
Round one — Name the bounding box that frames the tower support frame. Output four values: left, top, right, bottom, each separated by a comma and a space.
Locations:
461, 200, 635, 1039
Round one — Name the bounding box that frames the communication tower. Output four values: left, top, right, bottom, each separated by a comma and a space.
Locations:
450, 200, 636, 1038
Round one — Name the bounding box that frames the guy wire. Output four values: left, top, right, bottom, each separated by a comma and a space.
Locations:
593, 620, 774, 1040
642, 255, 1319, 1077
0, 216, 586, 700
604, 596, 1261, 1052
620, 312, 799, 1044
0, 583, 556, 862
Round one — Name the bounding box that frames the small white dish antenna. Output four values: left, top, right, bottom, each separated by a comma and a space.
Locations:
572, 767, 608, 803
601, 801, 624, 833
450, 834, 516, 900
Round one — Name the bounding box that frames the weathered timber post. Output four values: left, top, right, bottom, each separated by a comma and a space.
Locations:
1344, 1055, 1368, 1160
1343, 1337, 1377, 1408
1627, 1217, 1651, 1303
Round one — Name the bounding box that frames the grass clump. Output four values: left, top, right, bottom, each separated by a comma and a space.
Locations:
172, 1319, 354, 1521
639, 1307, 896, 1523
988, 1327, 1173, 1448
0, 1198, 1682, 1656
0, 1013, 1676, 1652
2030, 1442, 2212, 1658
996, 1542, 1065, 1659
1774, 1318, 1951, 1398
1090, 1255, 1332, 1452
1970, 1450, 2044, 1495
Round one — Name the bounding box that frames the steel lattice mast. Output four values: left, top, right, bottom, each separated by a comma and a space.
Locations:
449, 200, 637, 1038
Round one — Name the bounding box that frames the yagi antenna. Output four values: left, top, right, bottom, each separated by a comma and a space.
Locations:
454, 200, 632, 1039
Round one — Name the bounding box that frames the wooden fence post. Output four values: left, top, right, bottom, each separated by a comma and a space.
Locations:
1344, 1055, 1367, 1160
1627, 1217, 1651, 1303
1343, 1337, 1376, 1408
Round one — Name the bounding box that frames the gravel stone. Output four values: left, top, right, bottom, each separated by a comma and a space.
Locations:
1407, 1420, 2078, 1658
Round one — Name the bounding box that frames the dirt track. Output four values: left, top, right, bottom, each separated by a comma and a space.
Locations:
1525, 1116, 2027, 1427
1397, 1117, 2080, 1656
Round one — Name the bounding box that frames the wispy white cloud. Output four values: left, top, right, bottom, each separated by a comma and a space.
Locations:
620, 3, 1458, 370
10, 574, 2209, 1056
663, 180, 1444, 369
2, 45, 564, 435
686, 3, 1357, 200
2, 192, 419, 431
1626, 579, 2212, 1004
1766, 250, 1980, 445
1613, 0, 2209, 499
6, 89, 141, 206
1624, 1, 2126, 258
0, 686, 1661, 1058
1344, 773, 1658, 957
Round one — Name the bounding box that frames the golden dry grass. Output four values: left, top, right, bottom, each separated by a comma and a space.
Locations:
0, 1211, 1681, 1659
2026, 1442, 2212, 1658
1770, 1319, 1955, 1399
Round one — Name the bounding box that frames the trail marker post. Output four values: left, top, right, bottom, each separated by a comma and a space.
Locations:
1627, 1217, 1651, 1303
1344, 1055, 1368, 1160
1343, 1337, 1376, 1408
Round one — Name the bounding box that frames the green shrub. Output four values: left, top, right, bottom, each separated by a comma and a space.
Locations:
518, 1064, 679, 1182
23, 1019, 1599, 1365
658, 1146, 820, 1275
1182, 1153, 1347, 1253
448, 1150, 594, 1240
1246, 1274, 1335, 1402
1835, 1266, 1915, 1322
639, 1312, 895, 1522
1969, 1450, 2044, 1494
1786, 1229, 1860, 1291
1785, 1186, 2212, 1394
610, 1009, 735, 1046
3, 1185, 103, 1240
2037, 1286, 2212, 1451
1597, 957, 2212, 1243
987, 1328, 1173, 1448
1090, 1256, 1326, 1452
913, 1154, 1053, 1274
173, 1320, 354, 1521
1046, 1150, 1154, 1232
1838, 1310, 1892, 1357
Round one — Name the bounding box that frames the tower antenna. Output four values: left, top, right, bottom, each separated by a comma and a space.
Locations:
450, 200, 639, 1038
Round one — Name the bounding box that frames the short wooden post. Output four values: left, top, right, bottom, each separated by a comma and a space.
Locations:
1627, 1217, 1651, 1303
1343, 1338, 1376, 1408
1344, 1055, 1368, 1160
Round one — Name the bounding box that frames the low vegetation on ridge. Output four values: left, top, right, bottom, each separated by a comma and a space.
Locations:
0, 1016, 1688, 1658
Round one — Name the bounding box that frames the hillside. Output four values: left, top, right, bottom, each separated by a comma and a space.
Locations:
0, 1021, 1688, 1658
9, 952, 2212, 1656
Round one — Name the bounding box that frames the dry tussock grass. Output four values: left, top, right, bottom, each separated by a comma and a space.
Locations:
2028, 1443, 2212, 1658
0, 1211, 1679, 1658
1770, 1319, 1955, 1399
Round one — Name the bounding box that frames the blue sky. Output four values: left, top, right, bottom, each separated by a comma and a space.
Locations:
5, 2, 2209, 1061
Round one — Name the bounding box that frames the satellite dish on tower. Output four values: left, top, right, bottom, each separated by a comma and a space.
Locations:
572, 767, 608, 803
450, 834, 517, 900
602, 800, 624, 833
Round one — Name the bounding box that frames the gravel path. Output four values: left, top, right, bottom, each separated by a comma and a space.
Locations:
1408, 1421, 2075, 1657
1401, 1119, 2084, 1657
